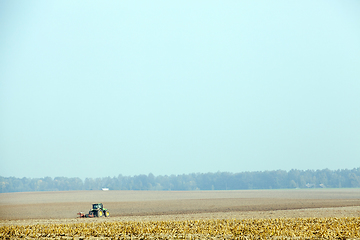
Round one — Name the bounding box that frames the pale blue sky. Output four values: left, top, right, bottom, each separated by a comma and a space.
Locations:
1, 1, 359, 179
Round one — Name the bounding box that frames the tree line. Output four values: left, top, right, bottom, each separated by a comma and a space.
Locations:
1, 168, 360, 193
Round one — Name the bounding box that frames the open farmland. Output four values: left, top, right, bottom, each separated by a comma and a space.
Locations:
1, 189, 360, 239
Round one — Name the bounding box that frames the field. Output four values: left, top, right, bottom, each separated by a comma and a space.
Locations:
1, 189, 360, 239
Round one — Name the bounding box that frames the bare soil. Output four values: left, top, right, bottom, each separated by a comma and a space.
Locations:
1, 189, 360, 226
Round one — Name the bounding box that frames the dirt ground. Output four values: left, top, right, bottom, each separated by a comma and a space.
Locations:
1, 189, 360, 226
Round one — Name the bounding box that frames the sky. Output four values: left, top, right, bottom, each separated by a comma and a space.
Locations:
1, 1, 359, 179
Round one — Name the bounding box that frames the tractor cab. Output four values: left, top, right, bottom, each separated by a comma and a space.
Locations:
92, 203, 103, 210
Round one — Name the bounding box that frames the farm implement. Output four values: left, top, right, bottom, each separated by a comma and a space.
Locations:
78, 203, 110, 218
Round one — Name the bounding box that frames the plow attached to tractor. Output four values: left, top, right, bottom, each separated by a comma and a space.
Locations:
78, 203, 110, 218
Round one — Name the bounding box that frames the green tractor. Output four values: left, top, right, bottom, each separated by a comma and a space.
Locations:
86, 203, 110, 218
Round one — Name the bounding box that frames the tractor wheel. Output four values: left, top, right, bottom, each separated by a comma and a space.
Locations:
97, 210, 103, 217
104, 210, 110, 217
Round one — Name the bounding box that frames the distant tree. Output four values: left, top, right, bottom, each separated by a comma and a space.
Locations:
1, 168, 360, 193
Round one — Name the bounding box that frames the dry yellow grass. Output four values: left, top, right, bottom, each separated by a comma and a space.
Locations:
1, 217, 360, 239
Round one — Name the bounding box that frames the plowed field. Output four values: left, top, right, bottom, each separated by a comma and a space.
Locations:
1, 189, 360, 226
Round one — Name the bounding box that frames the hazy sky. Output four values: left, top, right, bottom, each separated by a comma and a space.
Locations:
1, 1, 359, 179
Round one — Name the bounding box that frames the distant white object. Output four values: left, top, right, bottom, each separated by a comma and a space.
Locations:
102, 188, 109, 191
